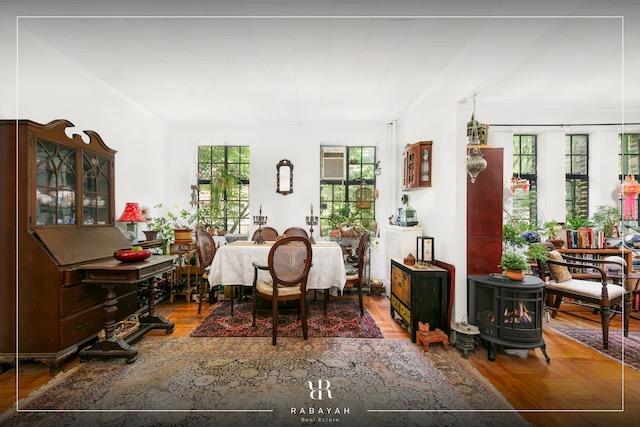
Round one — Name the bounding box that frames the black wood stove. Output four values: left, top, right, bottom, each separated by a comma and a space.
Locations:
468, 275, 550, 363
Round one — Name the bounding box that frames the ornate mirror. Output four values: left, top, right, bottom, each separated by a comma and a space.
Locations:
276, 159, 293, 195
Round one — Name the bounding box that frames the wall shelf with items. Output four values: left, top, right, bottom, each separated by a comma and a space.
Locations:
403, 141, 432, 190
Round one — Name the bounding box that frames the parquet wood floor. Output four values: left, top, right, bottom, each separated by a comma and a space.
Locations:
1, 295, 639, 426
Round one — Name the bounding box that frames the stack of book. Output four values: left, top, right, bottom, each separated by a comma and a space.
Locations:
565, 228, 606, 249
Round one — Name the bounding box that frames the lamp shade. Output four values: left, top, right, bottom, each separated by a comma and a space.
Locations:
118, 202, 146, 222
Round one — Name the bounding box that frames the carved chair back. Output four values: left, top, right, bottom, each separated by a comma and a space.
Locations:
252, 226, 279, 242
268, 236, 312, 295
195, 227, 216, 270
283, 227, 309, 239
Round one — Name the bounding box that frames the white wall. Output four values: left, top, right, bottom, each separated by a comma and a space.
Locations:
394, 89, 468, 321
6, 33, 169, 239
481, 98, 638, 223
164, 122, 388, 228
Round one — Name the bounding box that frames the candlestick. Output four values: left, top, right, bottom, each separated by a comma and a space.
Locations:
252, 204, 268, 244
305, 203, 319, 244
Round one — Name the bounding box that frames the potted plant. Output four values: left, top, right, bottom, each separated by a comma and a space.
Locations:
566, 216, 593, 230
207, 169, 239, 235
543, 220, 564, 249
167, 208, 197, 243
500, 251, 529, 281
591, 205, 621, 245
326, 211, 345, 238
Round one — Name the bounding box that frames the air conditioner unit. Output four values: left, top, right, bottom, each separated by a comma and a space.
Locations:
321, 147, 346, 180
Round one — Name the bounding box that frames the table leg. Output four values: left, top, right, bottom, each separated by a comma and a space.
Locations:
139, 277, 174, 334
79, 285, 138, 363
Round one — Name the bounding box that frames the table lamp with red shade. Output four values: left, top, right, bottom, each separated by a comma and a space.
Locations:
118, 202, 146, 242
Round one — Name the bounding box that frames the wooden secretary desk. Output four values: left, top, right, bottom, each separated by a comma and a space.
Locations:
0, 119, 169, 374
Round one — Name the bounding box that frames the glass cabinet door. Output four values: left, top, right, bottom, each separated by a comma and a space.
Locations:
83, 153, 111, 225
35, 140, 77, 225
407, 151, 416, 186
420, 146, 431, 183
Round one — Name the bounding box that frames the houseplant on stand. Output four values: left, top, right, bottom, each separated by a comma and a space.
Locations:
501, 251, 529, 281
167, 208, 197, 243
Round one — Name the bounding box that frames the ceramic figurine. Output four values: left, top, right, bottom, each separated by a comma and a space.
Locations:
416, 322, 448, 352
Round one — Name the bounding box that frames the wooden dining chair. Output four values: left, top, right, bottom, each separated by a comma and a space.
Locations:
252, 226, 279, 242
283, 227, 309, 239
345, 232, 370, 316
538, 251, 630, 349
252, 236, 313, 345
195, 227, 217, 315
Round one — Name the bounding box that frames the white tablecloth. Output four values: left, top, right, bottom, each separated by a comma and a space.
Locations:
208, 241, 346, 292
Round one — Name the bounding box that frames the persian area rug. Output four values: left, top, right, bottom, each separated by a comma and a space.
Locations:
2, 338, 526, 427
551, 326, 640, 370
190, 300, 384, 339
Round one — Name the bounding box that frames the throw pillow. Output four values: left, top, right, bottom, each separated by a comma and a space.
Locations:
547, 250, 572, 283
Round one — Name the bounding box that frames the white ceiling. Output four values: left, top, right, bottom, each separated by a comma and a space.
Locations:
18, 12, 638, 124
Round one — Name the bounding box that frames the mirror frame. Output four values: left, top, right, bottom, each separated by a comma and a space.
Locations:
276, 159, 294, 195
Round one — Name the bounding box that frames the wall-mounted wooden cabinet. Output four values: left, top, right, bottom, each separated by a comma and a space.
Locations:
403, 141, 432, 190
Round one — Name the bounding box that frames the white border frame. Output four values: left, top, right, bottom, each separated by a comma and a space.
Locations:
14, 14, 626, 416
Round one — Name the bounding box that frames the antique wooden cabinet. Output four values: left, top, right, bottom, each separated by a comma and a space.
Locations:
0, 119, 139, 373
403, 141, 432, 190
467, 147, 504, 275
390, 259, 449, 342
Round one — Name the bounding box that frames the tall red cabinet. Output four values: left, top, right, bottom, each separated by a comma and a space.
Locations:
467, 148, 504, 275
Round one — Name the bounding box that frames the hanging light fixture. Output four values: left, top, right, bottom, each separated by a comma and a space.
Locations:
466, 93, 487, 183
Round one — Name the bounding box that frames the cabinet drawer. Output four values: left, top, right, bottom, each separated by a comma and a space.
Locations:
60, 283, 136, 317
60, 292, 138, 348
391, 265, 411, 307
391, 295, 411, 325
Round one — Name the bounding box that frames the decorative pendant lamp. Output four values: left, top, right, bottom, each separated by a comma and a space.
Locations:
466, 94, 488, 183
622, 175, 640, 220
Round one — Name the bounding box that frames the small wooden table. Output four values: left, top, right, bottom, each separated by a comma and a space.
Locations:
78, 255, 176, 363
170, 242, 198, 303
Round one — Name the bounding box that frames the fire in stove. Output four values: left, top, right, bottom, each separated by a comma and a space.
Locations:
503, 301, 533, 326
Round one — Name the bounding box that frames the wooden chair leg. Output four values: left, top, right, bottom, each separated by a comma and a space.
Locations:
624, 293, 631, 337
272, 298, 278, 346
252, 288, 257, 327
300, 297, 308, 340
551, 295, 562, 319
230, 286, 235, 317
601, 306, 610, 349
324, 289, 329, 316
198, 275, 205, 315
357, 280, 364, 317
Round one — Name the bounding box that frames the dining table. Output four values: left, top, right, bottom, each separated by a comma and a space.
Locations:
208, 240, 347, 294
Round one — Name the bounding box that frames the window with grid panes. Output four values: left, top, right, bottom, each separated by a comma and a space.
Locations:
512, 135, 538, 223
197, 146, 250, 234
320, 146, 376, 235
619, 133, 640, 225
565, 135, 589, 220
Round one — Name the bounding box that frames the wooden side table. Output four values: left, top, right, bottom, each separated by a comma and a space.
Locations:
390, 259, 449, 342
77, 255, 176, 363
169, 242, 199, 303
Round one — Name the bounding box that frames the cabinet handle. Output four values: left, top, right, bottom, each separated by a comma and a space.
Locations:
75, 321, 89, 331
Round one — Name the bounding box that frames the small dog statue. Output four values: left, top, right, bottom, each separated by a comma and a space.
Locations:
416, 322, 448, 352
